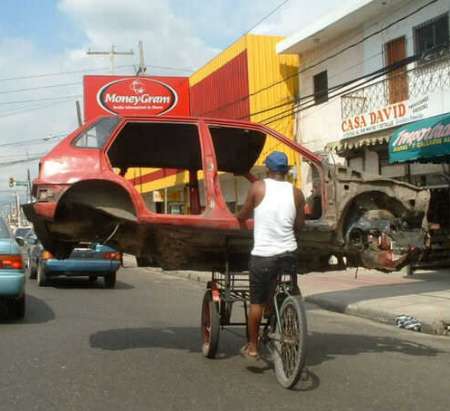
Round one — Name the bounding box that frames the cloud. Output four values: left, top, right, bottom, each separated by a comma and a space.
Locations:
59, 0, 218, 72
0, 0, 342, 207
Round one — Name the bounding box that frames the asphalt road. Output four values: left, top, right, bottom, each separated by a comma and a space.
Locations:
1, 265, 449, 411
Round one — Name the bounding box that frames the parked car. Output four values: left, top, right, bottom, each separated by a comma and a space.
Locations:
16, 231, 40, 279
0, 217, 25, 319
15, 229, 38, 278
31, 242, 121, 288
23, 115, 430, 274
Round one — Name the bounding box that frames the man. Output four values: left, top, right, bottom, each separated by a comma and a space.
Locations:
236, 151, 305, 359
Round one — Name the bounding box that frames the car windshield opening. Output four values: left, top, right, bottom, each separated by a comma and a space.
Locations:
74, 117, 120, 148
107, 122, 204, 215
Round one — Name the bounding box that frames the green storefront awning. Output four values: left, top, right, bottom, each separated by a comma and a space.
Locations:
389, 112, 450, 163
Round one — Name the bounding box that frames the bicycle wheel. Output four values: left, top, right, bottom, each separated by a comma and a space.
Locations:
273, 294, 307, 389
200, 290, 220, 358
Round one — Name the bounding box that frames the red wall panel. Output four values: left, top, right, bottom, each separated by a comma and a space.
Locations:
190, 51, 250, 120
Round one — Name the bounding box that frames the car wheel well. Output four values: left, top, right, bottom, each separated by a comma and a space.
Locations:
56, 180, 137, 221
338, 191, 406, 240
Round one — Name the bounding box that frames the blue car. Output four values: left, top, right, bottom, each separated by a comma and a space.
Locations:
35, 242, 121, 288
0, 218, 26, 319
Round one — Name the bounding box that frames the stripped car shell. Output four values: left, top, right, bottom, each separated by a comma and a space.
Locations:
23, 115, 430, 274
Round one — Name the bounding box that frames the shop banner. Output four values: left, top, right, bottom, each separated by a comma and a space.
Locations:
341, 89, 450, 139
83, 75, 190, 121
389, 112, 450, 163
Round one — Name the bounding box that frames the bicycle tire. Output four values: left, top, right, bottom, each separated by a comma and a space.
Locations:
273, 294, 307, 389
200, 290, 220, 358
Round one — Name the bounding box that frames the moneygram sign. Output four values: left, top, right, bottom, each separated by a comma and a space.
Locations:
83, 75, 190, 121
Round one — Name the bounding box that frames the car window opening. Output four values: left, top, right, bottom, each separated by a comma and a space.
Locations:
107, 122, 204, 215
208, 126, 266, 214
209, 126, 312, 218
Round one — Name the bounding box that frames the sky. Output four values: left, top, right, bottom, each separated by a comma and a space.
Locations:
0, 0, 340, 208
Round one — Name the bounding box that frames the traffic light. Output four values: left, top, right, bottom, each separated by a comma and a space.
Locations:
8, 177, 15, 188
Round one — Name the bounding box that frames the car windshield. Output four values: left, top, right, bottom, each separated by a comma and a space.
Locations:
0, 219, 11, 239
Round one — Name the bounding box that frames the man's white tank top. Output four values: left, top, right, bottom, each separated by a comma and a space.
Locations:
251, 178, 297, 257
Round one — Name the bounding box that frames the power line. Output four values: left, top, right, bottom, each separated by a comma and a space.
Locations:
256, 0, 439, 100
0, 151, 47, 159
0, 94, 82, 106
0, 62, 194, 84
247, 54, 417, 122
280, 0, 439, 84
259, 52, 444, 128
0, 65, 133, 83
0, 156, 42, 167
0, 81, 81, 95
0, 133, 67, 148
198, 0, 438, 118
196, 0, 290, 78
0, 99, 76, 119
150, 65, 194, 73
245, 0, 289, 35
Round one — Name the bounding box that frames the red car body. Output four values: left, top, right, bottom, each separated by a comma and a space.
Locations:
24, 115, 429, 273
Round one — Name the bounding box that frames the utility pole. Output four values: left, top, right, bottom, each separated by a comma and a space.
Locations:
86, 45, 134, 74
15, 192, 20, 227
136, 40, 147, 75
75, 100, 83, 127
27, 169, 32, 203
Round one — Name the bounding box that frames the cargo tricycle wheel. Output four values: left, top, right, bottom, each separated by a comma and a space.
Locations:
201, 290, 220, 358
273, 294, 307, 389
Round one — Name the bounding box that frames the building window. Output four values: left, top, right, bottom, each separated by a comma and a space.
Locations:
414, 13, 449, 57
313, 71, 328, 104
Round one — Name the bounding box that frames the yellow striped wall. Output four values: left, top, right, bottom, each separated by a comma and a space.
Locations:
132, 34, 300, 193
246, 35, 299, 166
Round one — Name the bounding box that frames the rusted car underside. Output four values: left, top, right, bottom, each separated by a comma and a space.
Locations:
23, 116, 430, 274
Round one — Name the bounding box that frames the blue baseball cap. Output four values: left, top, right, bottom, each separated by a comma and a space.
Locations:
264, 151, 289, 173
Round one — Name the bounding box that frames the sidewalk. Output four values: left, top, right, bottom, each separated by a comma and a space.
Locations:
300, 268, 450, 336
129, 253, 450, 336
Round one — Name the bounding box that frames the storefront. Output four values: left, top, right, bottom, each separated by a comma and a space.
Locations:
389, 113, 450, 271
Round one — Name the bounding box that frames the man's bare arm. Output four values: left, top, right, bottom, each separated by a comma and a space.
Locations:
236, 180, 264, 221
293, 187, 305, 233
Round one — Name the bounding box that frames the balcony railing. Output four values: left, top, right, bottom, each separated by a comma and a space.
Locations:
341, 52, 450, 119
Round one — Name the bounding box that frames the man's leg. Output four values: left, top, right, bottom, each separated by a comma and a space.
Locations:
248, 303, 264, 354
246, 255, 276, 356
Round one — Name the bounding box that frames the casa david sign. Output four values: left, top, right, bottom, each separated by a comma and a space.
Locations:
340, 89, 450, 139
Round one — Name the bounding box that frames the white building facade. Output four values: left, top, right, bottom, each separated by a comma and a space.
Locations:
277, 0, 450, 187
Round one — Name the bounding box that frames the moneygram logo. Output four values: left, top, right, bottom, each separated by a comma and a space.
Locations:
97, 78, 178, 116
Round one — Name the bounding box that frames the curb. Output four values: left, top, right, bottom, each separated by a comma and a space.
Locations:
305, 295, 449, 336
144, 268, 210, 284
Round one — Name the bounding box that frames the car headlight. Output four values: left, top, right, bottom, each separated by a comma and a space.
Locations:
37, 188, 55, 202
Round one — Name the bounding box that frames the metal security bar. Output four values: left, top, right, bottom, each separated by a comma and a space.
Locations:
341, 51, 450, 119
